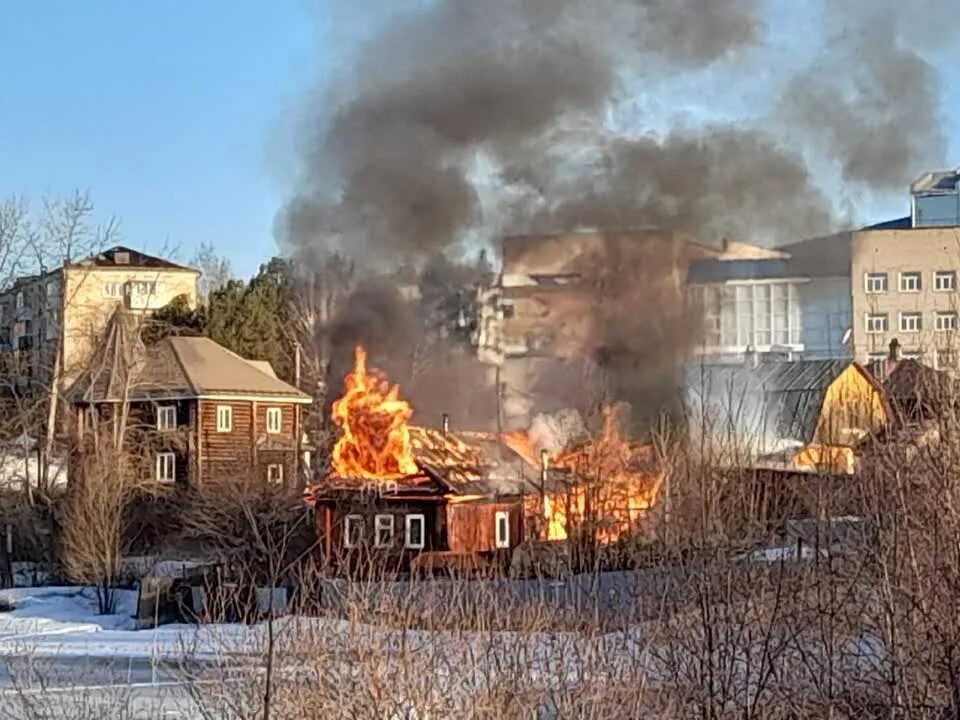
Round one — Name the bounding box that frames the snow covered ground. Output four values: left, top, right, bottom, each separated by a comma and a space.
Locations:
0, 447, 68, 491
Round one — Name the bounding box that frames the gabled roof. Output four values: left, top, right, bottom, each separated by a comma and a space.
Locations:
68, 311, 309, 403
68, 246, 196, 272
686, 359, 874, 447
884, 359, 958, 416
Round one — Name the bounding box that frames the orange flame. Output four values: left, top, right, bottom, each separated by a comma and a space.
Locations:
513, 407, 664, 543
331, 346, 418, 478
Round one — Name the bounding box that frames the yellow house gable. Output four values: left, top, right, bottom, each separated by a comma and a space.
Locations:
814, 363, 888, 447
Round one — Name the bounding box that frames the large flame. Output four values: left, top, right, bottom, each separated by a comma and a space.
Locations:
331, 346, 418, 478
514, 407, 664, 543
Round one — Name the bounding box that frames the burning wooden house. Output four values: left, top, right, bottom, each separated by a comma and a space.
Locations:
306, 347, 665, 573
502, 407, 665, 543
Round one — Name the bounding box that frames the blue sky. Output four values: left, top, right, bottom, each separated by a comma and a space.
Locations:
0, 1, 325, 277
2, 1, 959, 279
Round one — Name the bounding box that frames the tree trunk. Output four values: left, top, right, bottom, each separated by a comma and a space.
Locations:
42, 336, 62, 496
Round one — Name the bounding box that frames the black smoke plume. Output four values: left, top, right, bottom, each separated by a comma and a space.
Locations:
277, 0, 955, 431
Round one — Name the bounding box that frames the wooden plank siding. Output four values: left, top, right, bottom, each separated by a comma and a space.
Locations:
71, 397, 305, 488
197, 398, 302, 485
446, 501, 524, 553
199, 399, 253, 480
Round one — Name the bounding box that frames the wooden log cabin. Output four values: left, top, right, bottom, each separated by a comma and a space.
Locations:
67, 311, 312, 486
308, 426, 532, 575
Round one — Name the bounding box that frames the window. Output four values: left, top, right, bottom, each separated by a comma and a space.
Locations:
44, 310, 59, 341
103, 281, 123, 298
267, 464, 284, 484
375, 515, 395, 548
131, 280, 158, 296
900, 312, 922, 333
935, 271, 957, 292
501, 303, 515, 319
864, 273, 888, 294
938, 349, 958, 369
405, 514, 425, 549
700, 281, 801, 350
899, 272, 922, 292
494, 511, 510, 549
45, 280, 58, 299
156, 405, 177, 431
156, 452, 176, 483
936, 311, 958, 332
865, 314, 888, 334
266, 407, 282, 434
216, 405, 233, 432
344, 515, 364, 548
15, 292, 23, 309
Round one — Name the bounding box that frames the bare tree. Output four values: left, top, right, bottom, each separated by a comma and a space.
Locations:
191, 241, 233, 302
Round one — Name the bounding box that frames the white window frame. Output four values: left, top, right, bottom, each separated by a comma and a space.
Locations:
404, 514, 426, 550
155, 452, 176, 483
865, 313, 889, 334
899, 312, 922, 333
15, 292, 23, 309
899, 272, 922, 293
103, 281, 122, 298
935, 271, 957, 292
936, 311, 958, 332
344, 515, 364, 549
45, 280, 57, 299
216, 405, 233, 432
267, 463, 284, 484
156, 405, 177, 431
494, 510, 510, 549
266, 407, 282, 434
374, 514, 395, 548
864, 272, 888, 294
938, 348, 957, 369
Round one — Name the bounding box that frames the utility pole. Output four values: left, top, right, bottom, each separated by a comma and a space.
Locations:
294, 342, 302, 391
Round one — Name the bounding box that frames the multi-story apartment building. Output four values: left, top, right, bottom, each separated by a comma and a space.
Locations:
0, 246, 200, 391
852, 226, 960, 369
473, 230, 729, 428
780, 168, 960, 370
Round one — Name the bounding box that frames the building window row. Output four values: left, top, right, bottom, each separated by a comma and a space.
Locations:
865, 311, 959, 334
213, 404, 284, 434
154, 453, 286, 485
344, 513, 426, 550
103, 280, 164, 298
864, 271, 958, 294
693, 282, 802, 349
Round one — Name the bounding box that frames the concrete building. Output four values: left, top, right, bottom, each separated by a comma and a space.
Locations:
686, 241, 808, 363
473, 230, 721, 429
778, 168, 960, 369
0, 246, 200, 391
778, 232, 854, 361
851, 226, 960, 369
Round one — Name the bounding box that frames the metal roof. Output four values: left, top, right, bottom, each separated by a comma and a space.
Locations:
686, 359, 855, 445
68, 310, 309, 403
69, 245, 197, 272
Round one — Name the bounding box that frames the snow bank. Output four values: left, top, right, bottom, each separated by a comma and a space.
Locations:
0, 451, 68, 491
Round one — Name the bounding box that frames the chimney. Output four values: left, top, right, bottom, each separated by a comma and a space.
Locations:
441, 413, 450, 436
889, 337, 902, 361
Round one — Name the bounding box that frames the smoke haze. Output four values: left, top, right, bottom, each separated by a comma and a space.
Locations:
277, 0, 957, 431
